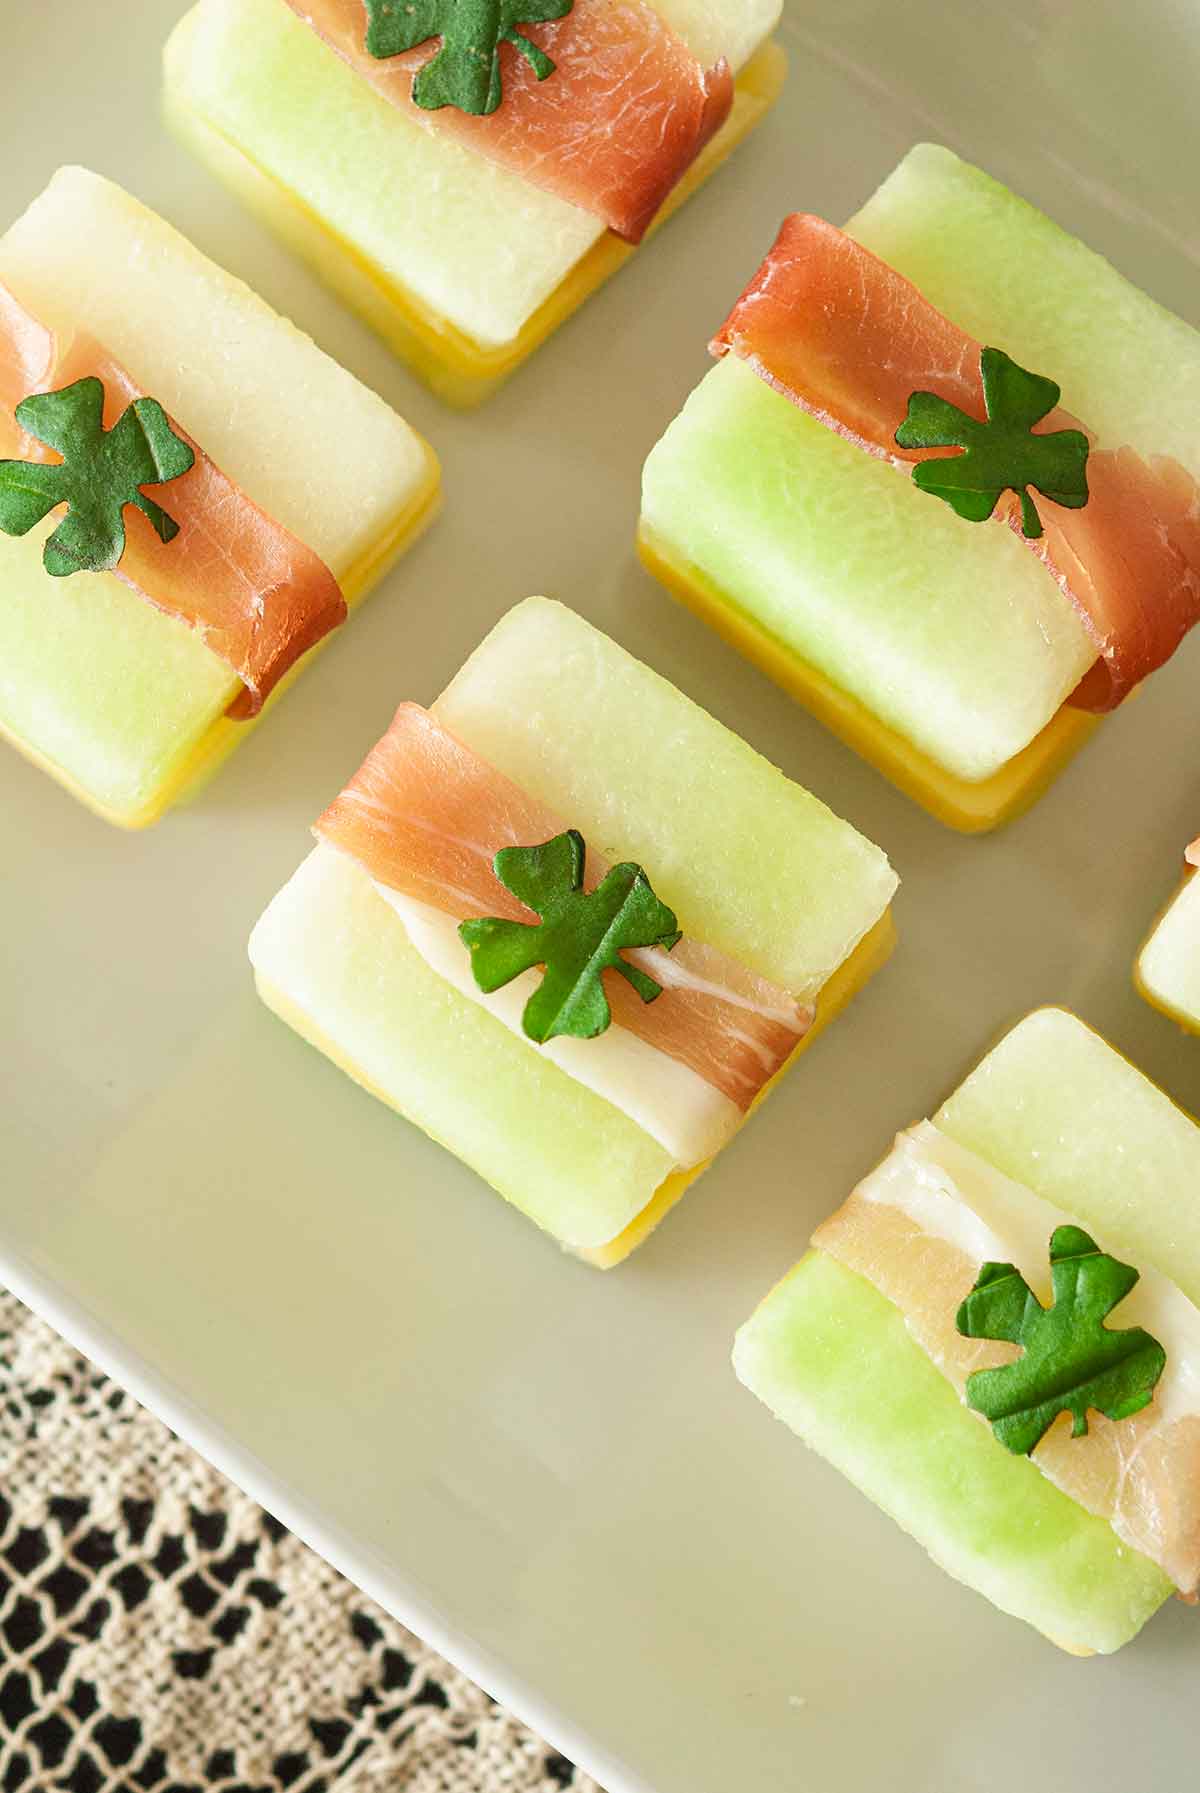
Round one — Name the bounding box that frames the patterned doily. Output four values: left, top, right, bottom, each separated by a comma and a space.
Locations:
0, 1288, 602, 1793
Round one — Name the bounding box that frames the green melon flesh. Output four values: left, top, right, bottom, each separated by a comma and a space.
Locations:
165, 0, 781, 352
641, 357, 1095, 783
250, 845, 675, 1252
848, 144, 1200, 482
434, 597, 897, 999
735, 1006, 1200, 1651
0, 525, 235, 819
1138, 875, 1200, 1031
937, 1007, 1200, 1304
733, 1252, 1172, 1655
252, 599, 894, 1251
643, 144, 1200, 783
0, 166, 428, 823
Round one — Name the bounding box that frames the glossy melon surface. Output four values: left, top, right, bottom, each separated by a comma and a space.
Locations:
642, 145, 1200, 785
434, 598, 897, 999
641, 357, 1095, 783
848, 144, 1200, 481
250, 600, 896, 1256
735, 1008, 1200, 1651
1137, 874, 1200, 1032
734, 1251, 1171, 1655
251, 845, 676, 1255
0, 166, 433, 823
165, 0, 782, 353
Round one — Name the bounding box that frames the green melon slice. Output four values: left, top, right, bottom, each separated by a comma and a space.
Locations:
1137, 873, 1200, 1032
641, 356, 1095, 783
0, 166, 432, 824
250, 599, 895, 1254
937, 1008, 1200, 1302
250, 845, 676, 1254
642, 145, 1200, 784
734, 1007, 1200, 1651
848, 144, 1200, 482
434, 597, 897, 998
165, 0, 782, 353
733, 1252, 1171, 1655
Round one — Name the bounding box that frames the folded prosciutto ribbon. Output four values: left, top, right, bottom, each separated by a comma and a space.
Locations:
315, 702, 813, 1116
711, 214, 1200, 713
0, 281, 345, 718
282, 0, 733, 244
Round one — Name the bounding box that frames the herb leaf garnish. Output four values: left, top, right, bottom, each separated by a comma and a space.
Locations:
895, 346, 1090, 540
956, 1225, 1166, 1456
0, 377, 195, 577
459, 830, 682, 1044
364, 0, 573, 116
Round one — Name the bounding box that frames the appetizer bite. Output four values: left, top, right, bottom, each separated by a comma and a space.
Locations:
248, 598, 897, 1264
0, 167, 439, 829
735, 1008, 1200, 1653
640, 145, 1200, 830
1137, 838, 1200, 1030
163, 0, 787, 406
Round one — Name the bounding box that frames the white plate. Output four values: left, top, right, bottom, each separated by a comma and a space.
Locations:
5, 4, 1200, 1788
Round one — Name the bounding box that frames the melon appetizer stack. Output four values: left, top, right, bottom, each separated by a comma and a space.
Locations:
1137, 839, 1200, 1031
249, 598, 897, 1263
0, 167, 439, 829
639, 144, 1200, 830
163, 0, 787, 406
735, 1008, 1200, 1653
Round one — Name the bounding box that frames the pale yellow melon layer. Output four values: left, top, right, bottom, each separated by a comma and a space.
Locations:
434, 597, 897, 999
1138, 873, 1200, 1031
0, 166, 428, 565
165, 0, 781, 353
937, 1007, 1200, 1305
849, 143, 1200, 481
0, 167, 437, 824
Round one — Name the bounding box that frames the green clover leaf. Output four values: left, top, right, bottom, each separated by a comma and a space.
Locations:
459, 829, 682, 1043
896, 346, 1090, 540
0, 376, 195, 577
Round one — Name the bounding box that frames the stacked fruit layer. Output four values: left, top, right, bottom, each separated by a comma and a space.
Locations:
250, 598, 896, 1258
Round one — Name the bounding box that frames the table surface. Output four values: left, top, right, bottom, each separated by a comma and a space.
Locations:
4, 4, 1200, 1791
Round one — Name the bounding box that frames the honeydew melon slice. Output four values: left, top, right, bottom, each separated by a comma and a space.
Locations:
847, 144, 1200, 482
937, 1008, 1200, 1302
735, 1007, 1200, 1650
640, 356, 1096, 786
733, 1252, 1172, 1655
641, 145, 1200, 809
0, 167, 437, 826
251, 844, 677, 1256
434, 598, 897, 998
1137, 872, 1200, 1033
163, 0, 784, 397
251, 599, 896, 1260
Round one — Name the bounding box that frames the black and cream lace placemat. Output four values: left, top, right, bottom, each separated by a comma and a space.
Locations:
0, 1289, 602, 1792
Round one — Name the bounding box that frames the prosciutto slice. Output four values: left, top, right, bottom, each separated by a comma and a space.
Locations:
283, 0, 733, 243
0, 283, 53, 457
315, 702, 812, 1108
815, 1123, 1200, 1594
0, 282, 345, 716
711, 214, 1200, 712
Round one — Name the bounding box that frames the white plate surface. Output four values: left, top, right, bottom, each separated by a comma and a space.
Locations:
5, 4, 1200, 1788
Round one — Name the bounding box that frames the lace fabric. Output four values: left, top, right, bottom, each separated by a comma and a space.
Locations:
0, 1288, 601, 1793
